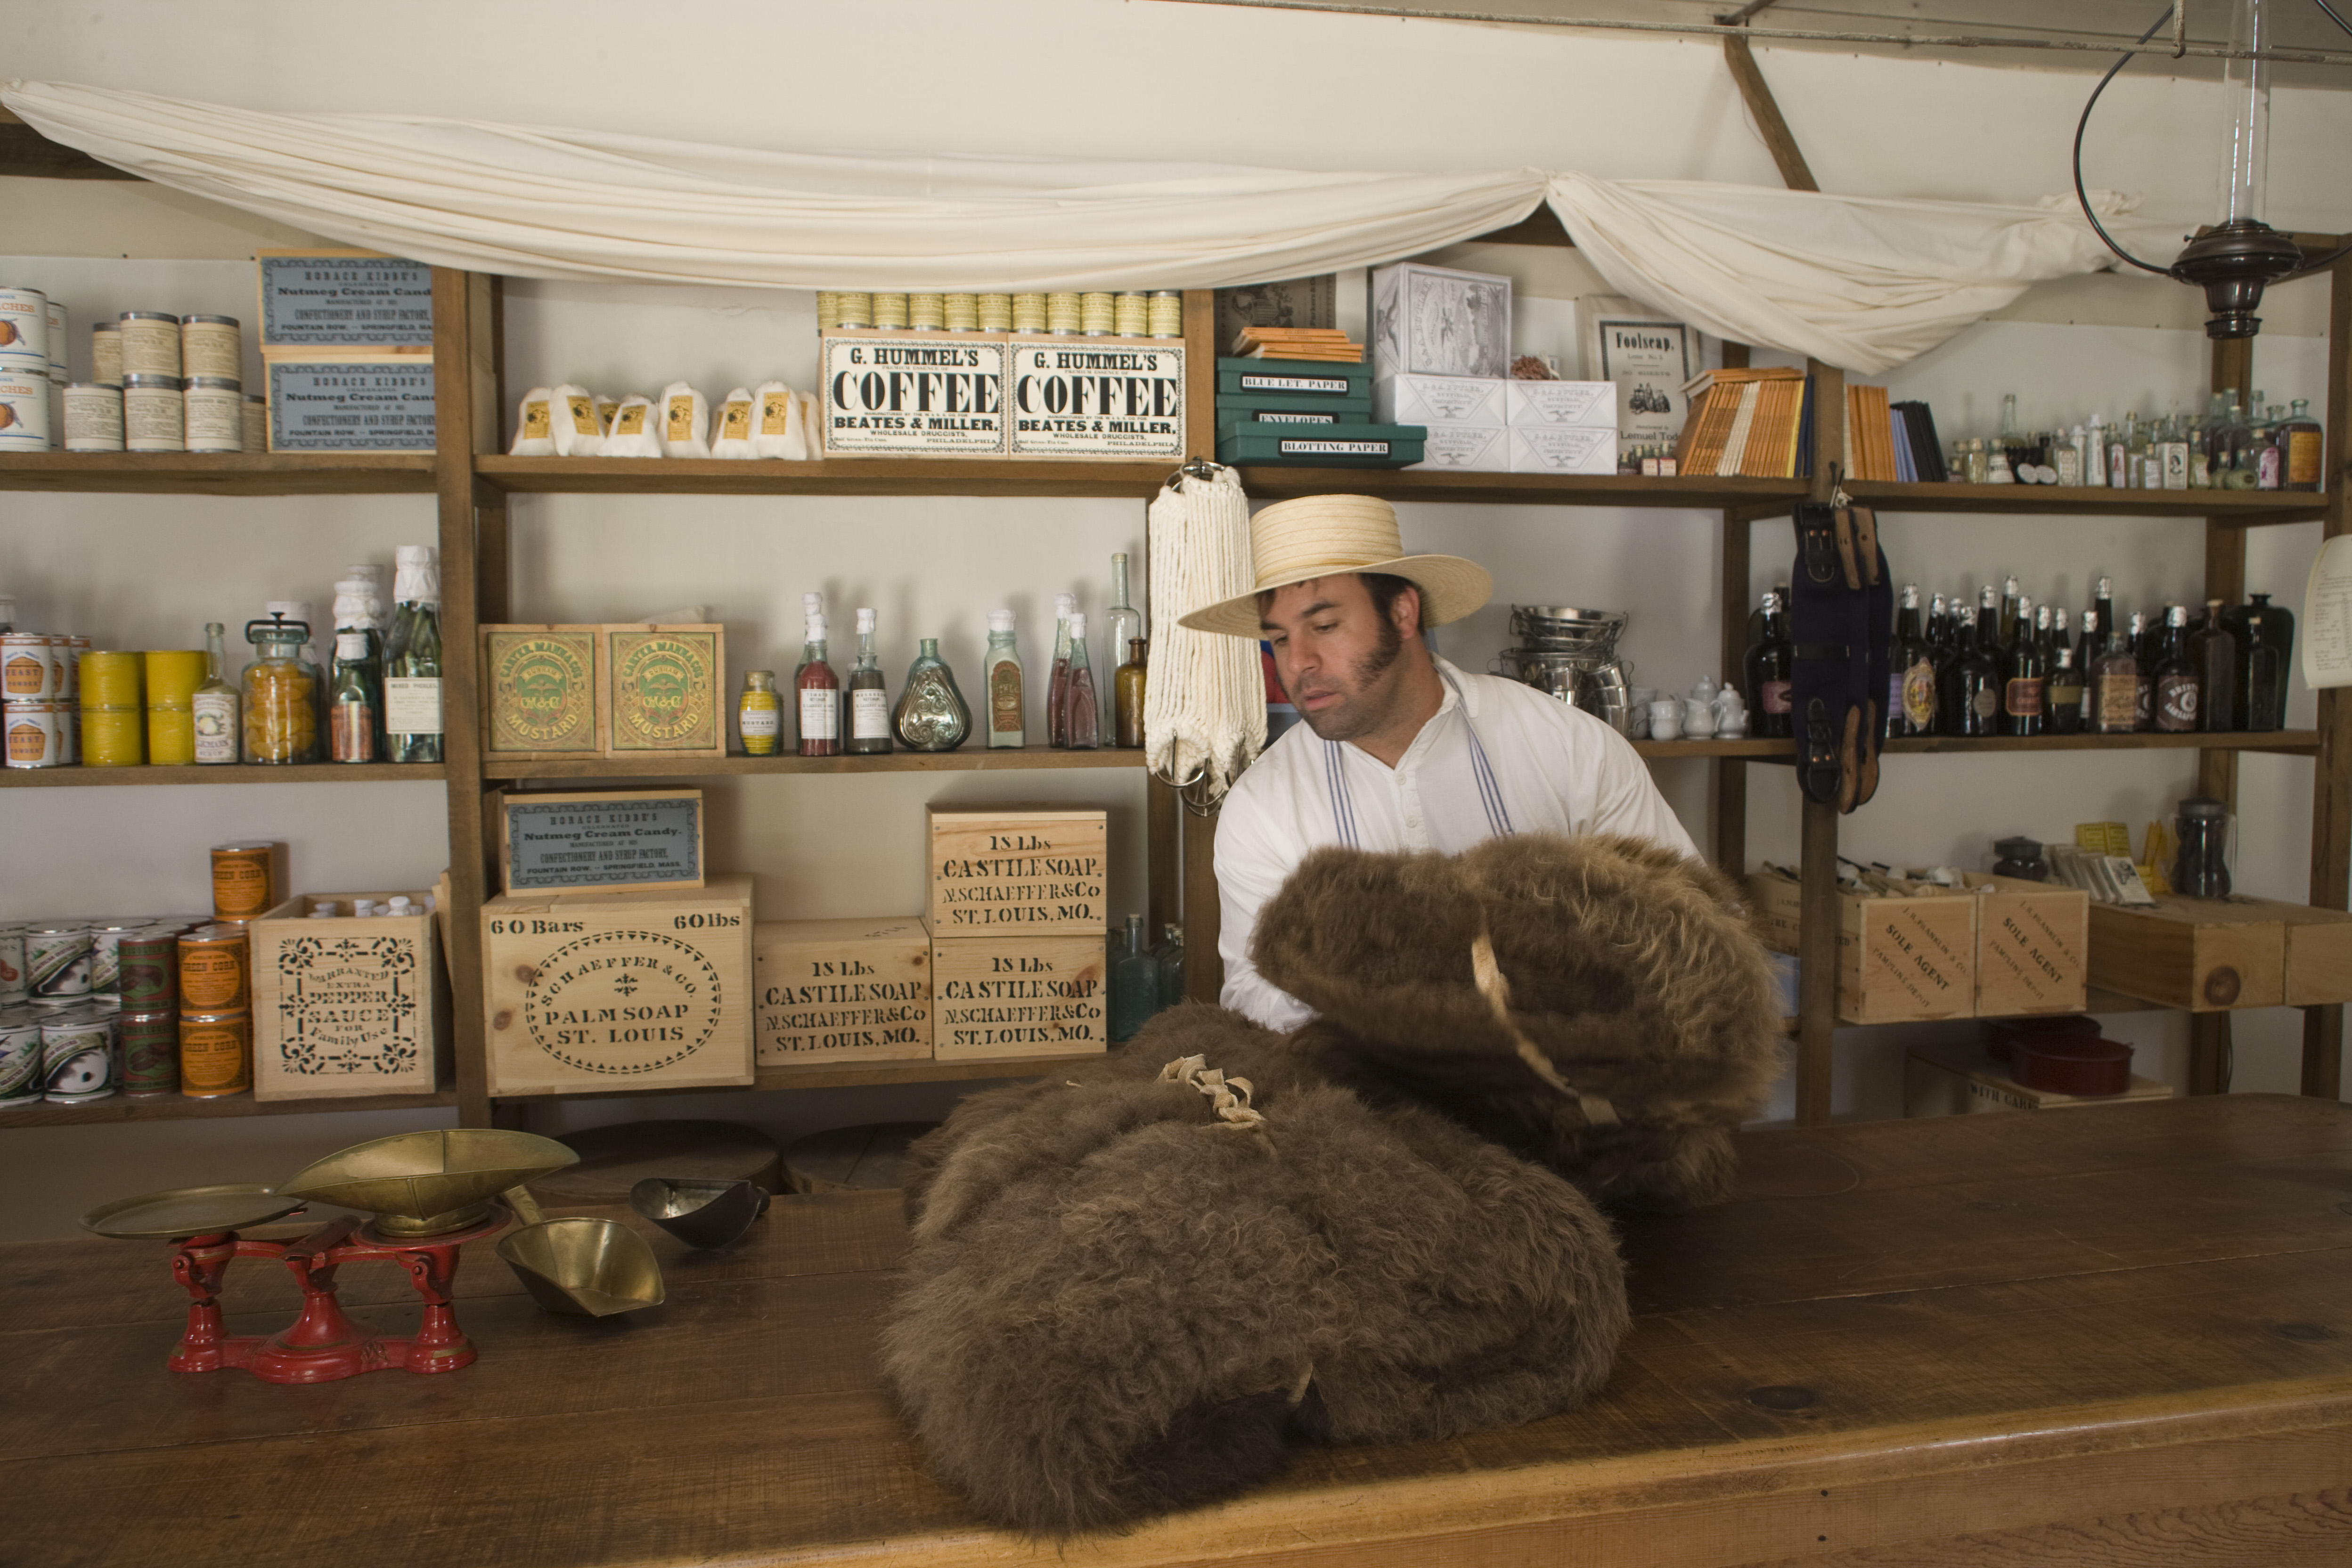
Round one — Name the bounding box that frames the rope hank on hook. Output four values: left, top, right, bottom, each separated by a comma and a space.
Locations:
1144, 463, 1265, 813
1159, 1054, 1270, 1134
1470, 929, 1620, 1128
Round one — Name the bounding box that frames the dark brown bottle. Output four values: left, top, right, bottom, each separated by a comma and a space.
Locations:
1889, 584, 1936, 737
1940, 605, 2000, 736
2129, 612, 2155, 731
2187, 600, 2236, 733
2152, 604, 2198, 733
2001, 603, 2047, 737
1744, 590, 1795, 739
2047, 645, 2084, 735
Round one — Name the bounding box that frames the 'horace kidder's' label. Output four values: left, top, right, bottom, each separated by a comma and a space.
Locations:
485, 627, 599, 754
607, 627, 722, 754
927, 807, 1108, 935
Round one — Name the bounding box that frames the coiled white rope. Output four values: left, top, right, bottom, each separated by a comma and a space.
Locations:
1145, 464, 1265, 808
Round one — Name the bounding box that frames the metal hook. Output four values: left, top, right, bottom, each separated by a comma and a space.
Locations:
1165, 457, 1225, 490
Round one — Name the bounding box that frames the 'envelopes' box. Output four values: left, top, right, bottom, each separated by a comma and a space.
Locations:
604, 624, 725, 758
250, 891, 446, 1101
927, 805, 1108, 936
930, 930, 1107, 1061
482, 625, 605, 758
753, 916, 932, 1064
1748, 872, 1976, 1025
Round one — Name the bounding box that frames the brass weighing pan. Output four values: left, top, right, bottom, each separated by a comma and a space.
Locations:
82, 1184, 306, 1241
278, 1129, 580, 1238
629, 1177, 769, 1250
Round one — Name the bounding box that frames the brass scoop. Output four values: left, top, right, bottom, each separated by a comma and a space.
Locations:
496, 1185, 666, 1318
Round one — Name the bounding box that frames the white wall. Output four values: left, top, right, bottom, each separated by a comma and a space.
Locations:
3, 0, 2348, 1238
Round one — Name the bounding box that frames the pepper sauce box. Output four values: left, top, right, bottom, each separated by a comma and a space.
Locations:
482, 875, 753, 1097
482, 625, 606, 759
929, 930, 1107, 1061
1005, 336, 1186, 462
603, 624, 725, 759
818, 330, 1009, 459
249, 891, 447, 1102
753, 917, 931, 1065
927, 805, 1108, 937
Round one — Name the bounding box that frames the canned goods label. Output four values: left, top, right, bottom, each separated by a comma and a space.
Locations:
119, 1010, 180, 1096
0, 928, 26, 1006
27, 929, 92, 998
123, 383, 184, 450
184, 383, 243, 451
63, 383, 124, 451
118, 313, 183, 378
0, 289, 49, 364
242, 395, 268, 453
212, 845, 278, 919
180, 1012, 252, 1095
118, 933, 177, 1008
45, 300, 66, 378
43, 1013, 114, 1099
180, 934, 250, 1011
0, 372, 54, 444
92, 323, 122, 387
0, 1021, 42, 1101
182, 318, 243, 379
193, 688, 240, 763
2, 635, 57, 699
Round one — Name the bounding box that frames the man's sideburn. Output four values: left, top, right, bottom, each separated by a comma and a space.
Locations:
1300, 606, 1406, 742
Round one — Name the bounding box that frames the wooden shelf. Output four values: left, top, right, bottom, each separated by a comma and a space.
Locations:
492, 1051, 1125, 1102
0, 762, 448, 787
0, 1087, 457, 1129
1236, 467, 1811, 508
481, 751, 1147, 781
474, 455, 1171, 498
1844, 479, 2326, 523
0, 452, 437, 495
1632, 730, 2319, 760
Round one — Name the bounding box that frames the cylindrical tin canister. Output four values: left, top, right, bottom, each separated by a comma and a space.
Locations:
815, 291, 841, 330
178, 1010, 250, 1097
122, 373, 185, 452
42, 1009, 114, 1102
211, 842, 278, 920
1045, 293, 1083, 335
183, 375, 242, 452
869, 293, 908, 330
4, 702, 70, 768
119, 1009, 180, 1097
181, 315, 241, 380
117, 310, 182, 379
0, 286, 49, 373
1011, 294, 1048, 334
80, 706, 143, 767
63, 383, 125, 451
1080, 292, 1116, 336
88, 922, 147, 994
833, 292, 872, 329
0, 1011, 42, 1104
60, 636, 88, 701
1115, 293, 1150, 337
942, 293, 979, 332
178, 924, 250, 1012
78, 650, 141, 709
145, 648, 205, 767
1149, 291, 1184, 338
977, 294, 1013, 333
26, 925, 93, 1002
0, 926, 26, 1006
117, 929, 178, 1010
242, 393, 267, 453
91, 321, 122, 387
44, 299, 66, 381
0, 368, 55, 446
905, 293, 945, 330
1, 632, 57, 701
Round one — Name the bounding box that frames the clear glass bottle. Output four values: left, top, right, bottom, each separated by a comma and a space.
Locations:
1152, 922, 1186, 1008
797, 614, 840, 758
1996, 575, 2021, 649
1046, 593, 1075, 748
1965, 437, 1988, 485
2188, 599, 2237, 733
847, 608, 891, 755
1101, 553, 1143, 733
1109, 914, 1159, 1042
242, 613, 319, 765
382, 544, 443, 764
328, 631, 376, 763
2153, 604, 2199, 732
983, 610, 1025, 749
2084, 413, 2108, 488
1062, 612, 1100, 750
893, 638, 971, 752
332, 572, 385, 757
2256, 402, 2286, 490
1115, 637, 1148, 749
2219, 400, 2257, 489
738, 670, 781, 756
1985, 440, 2014, 486
191, 620, 241, 765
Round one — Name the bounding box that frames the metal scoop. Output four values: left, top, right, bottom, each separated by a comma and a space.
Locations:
496, 1185, 665, 1318
629, 1177, 769, 1250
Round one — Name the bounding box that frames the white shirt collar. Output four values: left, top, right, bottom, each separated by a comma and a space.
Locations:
1341, 653, 1477, 773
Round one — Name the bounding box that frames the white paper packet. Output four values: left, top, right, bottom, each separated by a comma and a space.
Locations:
752, 379, 809, 460
554, 382, 601, 457
594, 393, 621, 434
660, 380, 710, 457
710, 386, 756, 459
509, 387, 557, 455
602, 394, 663, 457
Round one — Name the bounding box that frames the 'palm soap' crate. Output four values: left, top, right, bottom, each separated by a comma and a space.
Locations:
250, 891, 448, 1101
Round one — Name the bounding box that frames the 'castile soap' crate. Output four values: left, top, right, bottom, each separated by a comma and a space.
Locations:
930, 930, 1107, 1061
927, 805, 1107, 936
753, 916, 932, 1065
482, 875, 753, 1096
250, 891, 447, 1101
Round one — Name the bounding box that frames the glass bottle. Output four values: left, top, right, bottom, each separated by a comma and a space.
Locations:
382, 544, 443, 764
1109, 914, 1159, 1043
2188, 600, 2237, 733
1888, 584, 1935, 738
2254, 590, 2293, 729
847, 608, 891, 755
328, 631, 376, 763
796, 614, 840, 758
2035, 603, 2055, 657
1101, 553, 1143, 733
1965, 437, 1988, 485
2238, 607, 2283, 734
1046, 593, 1075, 748
791, 592, 821, 688
1115, 637, 1148, 749
2084, 413, 2108, 487
2280, 397, 2324, 492
2047, 645, 2084, 736
738, 670, 781, 756
1744, 589, 1794, 739
1985, 440, 2014, 486
2219, 401, 2257, 489
2256, 402, 2286, 490
191, 621, 241, 765
1152, 922, 1186, 1008
1925, 591, 1950, 655
2153, 605, 2199, 733
2090, 614, 2139, 735
893, 637, 971, 752
332, 572, 385, 757
2126, 612, 2155, 730
983, 610, 1025, 749
2001, 604, 2047, 737
242, 614, 319, 765
1062, 612, 1100, 750
1940, 606, 2000, 737
1997, 576, 2021, 649
2091, 578, 2115, 646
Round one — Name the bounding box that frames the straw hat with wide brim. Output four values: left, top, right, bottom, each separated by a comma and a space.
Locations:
1176, 494, 1493, 638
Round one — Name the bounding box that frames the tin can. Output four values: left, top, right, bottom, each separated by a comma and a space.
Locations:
870, 293, 909, 330
179, 923, 250, 1011
79, 650, 141, 709
117, 310, 182, 379
5, 702, 71, 768
1, 632, 57, 701
181, 315, 241, 380
117, 929, 178, 1009
63, 383, 125, 451
26, 925, 93, 1000
119, 1009, 180, 1097
906, 293, 946, 331
1149, 291, 1184, 338
242, 392, 267, 453
815, 291, 841, 330
977, 294, 1013, 333
1081, 292, 1116, 335
1011, 294, 1048, 334
88, 922, 148, 994
47, 376, 64, 452
60, 636, 88, 701
44, 299, 66, 381
1045, 293, 1083, 335
91, 321, 122, 387
42, 1008, 115, 1101
0, 1011, 42, 1104
211, 841, 278, 921
833, 292, 873, 329
179, 1010, 251, 1097
942, 293, 979, 332
0, 927, 25, 1007
0, 286, 49, 372
122, 373, 185, 452
183, 375, 242, 452
0, 369, 54, 446
1114, 293, 1150, 338
81, 706, 142, 767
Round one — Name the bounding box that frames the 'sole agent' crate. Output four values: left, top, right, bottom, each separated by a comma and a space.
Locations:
249, 890, 448, 1101
930, 931, 1107, 1061
926, 806, 1107, 937
753, 916, 932, 1065
1748, 872, 1976, 1025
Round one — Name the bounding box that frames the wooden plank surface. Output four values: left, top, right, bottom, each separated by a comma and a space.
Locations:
475, 455, 1173, 498
0, 1088, 456, 1131
0, 451, 437, 494
9, 1096, 2344, 1567
1841, 479, 2326, 522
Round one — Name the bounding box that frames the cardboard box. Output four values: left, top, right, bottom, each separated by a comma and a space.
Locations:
497, 788, 704, 896
1748, 873, 1976, 1025
255, 249, 433, 350
1509, 425, 1617, 475
818, 331, 1009, 458
604, 624, 725, 758
1407, 425, 1510, 473
1216, 423, 1425, 467
1216, 356, 1373, 403
1961, 872, 2089, 1017
265, 357, 435, 452
1370, 261, 1511, 381
2087, 895, 2287, 1011
481, 624, 604, 759
482, 875, 753, 1096
1903, 1047, 2172, 1118
1005, 337, 1185, 461
927, 805, 1108, 936
250, 891, 446, 1101
1505, 379, 1616, 428
753, 916, 932, 1065
930, 931, 1107, 1060
1372, 373, 1507, 426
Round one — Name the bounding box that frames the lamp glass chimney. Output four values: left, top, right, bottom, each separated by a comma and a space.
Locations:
2215, 0, 2272, 227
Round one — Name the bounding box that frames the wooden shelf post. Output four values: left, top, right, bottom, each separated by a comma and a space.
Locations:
2306, 253, 2352, 1100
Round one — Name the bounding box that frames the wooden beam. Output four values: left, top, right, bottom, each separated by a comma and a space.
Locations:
1464, 205, 1575, 249
0, 120, 139, 180
2305, 250, 2352, 1100
1794, 794, 1838, 1125
1722, 33, 1818, 194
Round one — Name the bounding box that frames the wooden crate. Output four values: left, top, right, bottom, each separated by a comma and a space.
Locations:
753, 916, 932, 1065
249, 891, 446, 1101
2229, 898, 2352, 1006
604, 624, 726, 759
1961, 873, 2089, 1017
2086, 896, 2287, 1012
1748, 873, 1976, 1025
482, 874, 753, 1096
481, 624, 605, 759
1903, 1047, 2172, 1117
927, 805, 1108, 937
930, 931, 1107, 1061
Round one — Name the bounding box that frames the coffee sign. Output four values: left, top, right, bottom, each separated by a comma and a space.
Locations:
820, 333, 1008, 457
1007, 340, 1185, 460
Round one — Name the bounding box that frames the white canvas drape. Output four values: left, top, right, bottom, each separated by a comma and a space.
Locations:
2, 79, 2168, 374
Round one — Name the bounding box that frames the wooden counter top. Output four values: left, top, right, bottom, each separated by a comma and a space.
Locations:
3, 1095, 2348, 1566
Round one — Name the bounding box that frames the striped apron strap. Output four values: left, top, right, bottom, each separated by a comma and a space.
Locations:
1322, 739, 1360, 847
1445, 670, 1515, 839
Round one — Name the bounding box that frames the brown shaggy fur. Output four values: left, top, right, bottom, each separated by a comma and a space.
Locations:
883, 832, 1778, 1533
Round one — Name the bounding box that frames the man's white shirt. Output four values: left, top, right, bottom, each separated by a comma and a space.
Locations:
1215, 654, 1699, 1030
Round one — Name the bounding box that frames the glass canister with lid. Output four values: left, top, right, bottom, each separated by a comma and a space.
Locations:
242, 613, 320, 764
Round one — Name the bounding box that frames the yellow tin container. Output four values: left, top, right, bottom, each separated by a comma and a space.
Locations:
833, 292, 873, 329
1149, 291, 1184, 338
1046, 293, 1083, 335
906, 293, 946, 330
78, 650, 143, 709
942, 294, 979, 332
1115, 293, 1151, 337
179, 922, 252, 1012
144, 649, 206, 705
1011, 294, 1048, 334
1081, 292, 1117, 335
79, 706, 145, 768
147, 706, 196, 766
870, 293, 909, 330
977, 294, 1013, 333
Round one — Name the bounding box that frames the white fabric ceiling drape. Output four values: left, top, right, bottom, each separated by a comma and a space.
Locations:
2, 80, 2169, 375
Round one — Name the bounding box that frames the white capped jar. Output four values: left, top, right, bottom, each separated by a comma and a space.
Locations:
63, 384, 125, 451
241, 393, 267, 453
0, 369, 53, 446
117, 311, 182, 379
183, 376, 242, 452
121, 373, 185, 452
181, 315, 240, 381
0, 287, 49, 371
90, 322, 122, 387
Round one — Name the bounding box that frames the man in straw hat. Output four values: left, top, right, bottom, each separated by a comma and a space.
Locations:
1179, 493, 1697, 1030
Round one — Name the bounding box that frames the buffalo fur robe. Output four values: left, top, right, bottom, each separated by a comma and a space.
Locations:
883, 833, 1780, 1533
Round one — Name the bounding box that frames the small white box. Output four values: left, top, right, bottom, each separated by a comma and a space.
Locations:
1505, 380, 1615, 429
1371, 262, 1512, 381
1408, 425, 1511, 472
1373, 373, 1507, 426
1509, 425, 1617, 475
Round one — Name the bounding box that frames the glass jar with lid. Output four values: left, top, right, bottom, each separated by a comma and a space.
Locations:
242, 613, 319, 764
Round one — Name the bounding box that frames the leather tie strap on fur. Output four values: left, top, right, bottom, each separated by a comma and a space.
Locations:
1469, 929, 1620, 1128
1158, 1054, 1271, 1137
